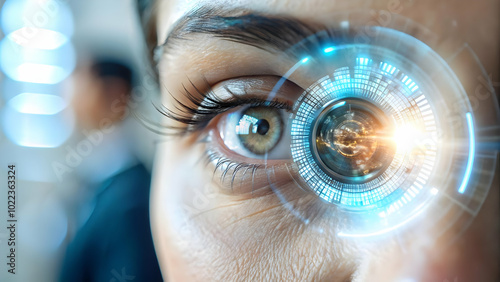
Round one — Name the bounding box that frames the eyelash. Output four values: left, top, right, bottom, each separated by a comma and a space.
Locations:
153, 80, 295, 189
202, 150, 262, 192
155, 80, 292, 135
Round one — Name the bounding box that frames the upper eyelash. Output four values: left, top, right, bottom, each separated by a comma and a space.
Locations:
155, 79, 292, 135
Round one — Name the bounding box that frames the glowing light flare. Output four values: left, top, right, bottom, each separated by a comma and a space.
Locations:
291, 63, 429, 208
334, 101, 346, 107
392, 124, 426, 152
324, 47, 335, 53
458, 112, 475, 194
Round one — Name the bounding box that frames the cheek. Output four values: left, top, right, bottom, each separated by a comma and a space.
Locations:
151, 140, 239, 280
150, 139, 367, 281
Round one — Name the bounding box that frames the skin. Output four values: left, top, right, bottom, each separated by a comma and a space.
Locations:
149, 0, 499, 281
71, 63, 130, 130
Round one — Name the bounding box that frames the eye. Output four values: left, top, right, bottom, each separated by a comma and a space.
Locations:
200, 24, 497, 238
218, 105, 291, 159
164, 14, 498, 240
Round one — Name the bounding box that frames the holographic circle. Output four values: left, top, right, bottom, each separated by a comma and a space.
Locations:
270, 21, 500, 238
290, 44, 439, 212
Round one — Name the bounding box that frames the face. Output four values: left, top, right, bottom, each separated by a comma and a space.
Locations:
148, 0, 499, 281
71, 64, 130, 130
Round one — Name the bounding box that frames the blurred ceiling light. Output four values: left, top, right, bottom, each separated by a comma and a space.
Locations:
8, 27, 68, 50
2, 106, 74, 148
0, 0, 26, 34
15, 63, 68, 84
0, 37, 76, 84
8, 92, 67, 115
1, 0, 74, 37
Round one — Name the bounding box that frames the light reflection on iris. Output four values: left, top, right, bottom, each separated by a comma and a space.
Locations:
235, 115, 259, 135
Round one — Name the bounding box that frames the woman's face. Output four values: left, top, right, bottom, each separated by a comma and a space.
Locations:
149, 0, 499, 281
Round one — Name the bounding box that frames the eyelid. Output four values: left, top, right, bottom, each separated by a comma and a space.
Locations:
204, 76, 304, 125
162, 76, 303, 135
212, 76, 303, 103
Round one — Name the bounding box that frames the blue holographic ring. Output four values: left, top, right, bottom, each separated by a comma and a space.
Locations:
458, 112, 475, 194
290, 49, 439, 212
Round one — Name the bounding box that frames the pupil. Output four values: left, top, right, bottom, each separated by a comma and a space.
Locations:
255, 119, 270, 135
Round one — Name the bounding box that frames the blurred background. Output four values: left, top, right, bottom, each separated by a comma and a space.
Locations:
0, 0, 161, 281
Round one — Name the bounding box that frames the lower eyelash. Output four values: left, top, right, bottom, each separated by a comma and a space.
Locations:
203, 150, 263, 193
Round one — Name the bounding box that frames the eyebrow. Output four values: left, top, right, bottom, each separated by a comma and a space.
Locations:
161, 7, 331, 58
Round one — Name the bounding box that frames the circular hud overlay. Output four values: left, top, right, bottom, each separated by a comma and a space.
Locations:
266, 23, 499, 238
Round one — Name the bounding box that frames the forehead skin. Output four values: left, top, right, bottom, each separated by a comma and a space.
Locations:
150, 0, 499, 281
156, 0, 499, 73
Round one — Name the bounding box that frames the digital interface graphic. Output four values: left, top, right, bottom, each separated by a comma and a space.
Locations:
254, 24, 500, 238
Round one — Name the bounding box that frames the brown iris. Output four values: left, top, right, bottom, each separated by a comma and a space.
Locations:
236, 106, 283, 155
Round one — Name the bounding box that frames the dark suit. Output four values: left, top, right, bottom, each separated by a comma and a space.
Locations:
60, 164, 163, 282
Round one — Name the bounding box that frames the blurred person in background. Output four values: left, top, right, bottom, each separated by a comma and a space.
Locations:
58, 57, 162, 282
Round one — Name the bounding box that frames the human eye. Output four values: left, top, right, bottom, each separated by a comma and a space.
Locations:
217, 103, 291, 159
154, 9, 499, 242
